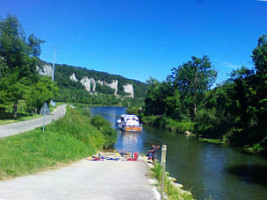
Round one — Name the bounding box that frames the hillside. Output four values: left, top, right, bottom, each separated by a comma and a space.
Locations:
38, 61, 148, 105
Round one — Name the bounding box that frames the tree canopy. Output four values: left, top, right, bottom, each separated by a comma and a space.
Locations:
0, 15, 55, 117
142, 36, 267, 156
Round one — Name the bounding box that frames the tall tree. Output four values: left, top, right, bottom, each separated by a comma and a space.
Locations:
170, 56, 217, 121
0, 15, 44, 117
251, 35, 267, 129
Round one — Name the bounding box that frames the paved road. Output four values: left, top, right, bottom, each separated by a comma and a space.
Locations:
0, 156, 160, 200
0, 104, 67, 138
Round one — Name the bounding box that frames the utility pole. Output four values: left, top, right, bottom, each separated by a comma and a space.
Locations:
52, 46, 57, 82
51, 46, 57, 107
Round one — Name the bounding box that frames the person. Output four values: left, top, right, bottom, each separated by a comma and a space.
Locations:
148, 144, 160, 163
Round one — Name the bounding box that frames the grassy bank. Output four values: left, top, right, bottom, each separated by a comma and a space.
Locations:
198, 138, 224, 145
0, 106, 116, 180
141, 115, 195, 134
150, 162, 194, 200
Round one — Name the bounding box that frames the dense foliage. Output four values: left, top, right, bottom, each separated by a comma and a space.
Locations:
142, 36, 267, 156
52, 63, 147, 106
91, 115, 117, 149
0, 15, 58, 118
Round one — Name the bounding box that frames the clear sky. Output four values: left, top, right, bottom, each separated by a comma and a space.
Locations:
1, 0, 266, 83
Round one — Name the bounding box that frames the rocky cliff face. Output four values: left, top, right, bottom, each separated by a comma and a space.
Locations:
37, 64, 53, 77
123, 84, 134, 98
80, 77, 96, 92
38, 65, 135, 98
72, 74, 134, 97
104, 80, 118, 95
70, 73, 78, 82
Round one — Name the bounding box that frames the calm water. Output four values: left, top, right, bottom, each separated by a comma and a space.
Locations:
90, 107, 267, 200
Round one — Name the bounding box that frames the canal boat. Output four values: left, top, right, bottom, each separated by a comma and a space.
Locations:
117, 114, 142, 132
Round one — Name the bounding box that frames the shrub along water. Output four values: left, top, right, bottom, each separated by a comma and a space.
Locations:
141, 115, 195, 134
91, 115, 117, 149
0, 106, 116, 180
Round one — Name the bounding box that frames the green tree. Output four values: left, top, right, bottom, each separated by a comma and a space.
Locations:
170, 56, 217, 121
144, 80, 180, 117
24, 76, 58, 113
252, 35, 267, 130
0, 15, 45, 117
252, 35, 267, 75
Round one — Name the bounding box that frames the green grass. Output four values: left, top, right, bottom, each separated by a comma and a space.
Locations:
198, 138, 224, 145
0, 106, 112, 180
151, 162, 195, 200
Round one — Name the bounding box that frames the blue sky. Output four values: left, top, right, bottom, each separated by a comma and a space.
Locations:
1, 0, 266, 83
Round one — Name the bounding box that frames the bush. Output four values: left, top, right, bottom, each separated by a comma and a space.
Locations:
91, 115, 117, 149
194, 109, 229, 138
49, 108, 105, 149
166, 119, 195, 133
141, 115, 194, 134
101, 126, 117, 149
91, 115, 110, 130
80, 107, 92, 118
140, 115, 158, 125
126, 107, 141, 115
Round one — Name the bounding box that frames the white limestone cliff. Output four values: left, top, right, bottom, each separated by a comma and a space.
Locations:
123, 84, 134, 98
37, 64, 53, 77
90, 78, 96, 92
70, 73, 78, 82
80, 77, 91, 92
104, 80, 118, 95
80, 77, 97, 92
97, 80, 104, 86
38, 64, 135, 98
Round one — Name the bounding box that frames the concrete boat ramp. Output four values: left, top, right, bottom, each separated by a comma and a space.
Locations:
0, 153, 160, 200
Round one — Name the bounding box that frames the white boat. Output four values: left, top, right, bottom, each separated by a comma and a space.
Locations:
117, 114, 142, 132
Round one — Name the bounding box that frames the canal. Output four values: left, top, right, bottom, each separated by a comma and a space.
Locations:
90, 106, 267, 200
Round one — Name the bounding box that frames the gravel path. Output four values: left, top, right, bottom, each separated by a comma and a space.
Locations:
0, 155, 160, 200
0, 104, 67, 138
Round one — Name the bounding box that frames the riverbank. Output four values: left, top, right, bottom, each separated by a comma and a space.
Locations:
139, 115, 267, 157
0, 106, 114, 180
144, 158, 195, 200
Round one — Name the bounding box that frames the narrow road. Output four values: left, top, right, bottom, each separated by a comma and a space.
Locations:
0, 104, 67, 138
0, 156, 159, 200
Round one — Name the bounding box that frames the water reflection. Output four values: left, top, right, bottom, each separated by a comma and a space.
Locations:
116, 131, 143, 153
227, 165, 267, 186
90, 107, 267, 200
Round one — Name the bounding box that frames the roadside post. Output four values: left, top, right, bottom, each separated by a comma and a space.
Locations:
161, 144, 167, 200
40, 103, 50, 132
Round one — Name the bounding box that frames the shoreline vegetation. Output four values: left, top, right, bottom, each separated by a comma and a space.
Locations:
146, 160, 195, 200
0, 106, 116, 180
126, 107, 265, 157
125, 33, 267, 158
140, 114, 265, 156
